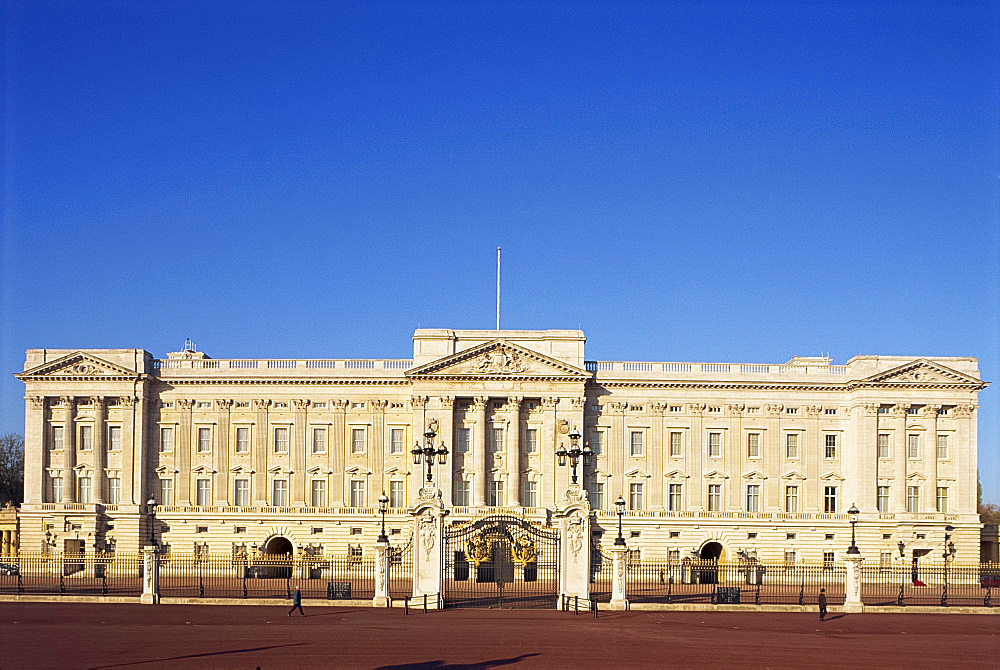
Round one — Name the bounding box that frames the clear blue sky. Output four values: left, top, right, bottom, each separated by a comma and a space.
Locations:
2, 1, 998, 501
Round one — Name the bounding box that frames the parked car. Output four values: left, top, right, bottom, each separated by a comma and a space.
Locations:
981, 568, 1000, 588
0, 561, 19, 576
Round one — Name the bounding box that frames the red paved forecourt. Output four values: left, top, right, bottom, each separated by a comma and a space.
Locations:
1, 603, 997, 669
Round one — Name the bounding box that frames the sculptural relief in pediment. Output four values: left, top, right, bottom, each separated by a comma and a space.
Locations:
406, 340, 589, 379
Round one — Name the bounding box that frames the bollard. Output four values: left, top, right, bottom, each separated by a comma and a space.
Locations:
243, 577, 248, 599
798, 580, 804, 606
60, 574, 65, 595
423, 593, 427, 613
102, 575, 107, 596
17, 574, 23, 596
592, 599, 598, 618
574, 595, 579, 615
404, 596, 409, 615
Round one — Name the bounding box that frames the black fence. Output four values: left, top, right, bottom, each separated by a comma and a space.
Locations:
0, 552, 143, 596
860, 563, 998, 607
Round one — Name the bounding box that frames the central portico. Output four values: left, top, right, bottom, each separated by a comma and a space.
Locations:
406, 329, 590, 511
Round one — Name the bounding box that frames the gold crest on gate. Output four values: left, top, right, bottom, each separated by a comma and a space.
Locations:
511, 537, 538, 566
465, 536, 492, 566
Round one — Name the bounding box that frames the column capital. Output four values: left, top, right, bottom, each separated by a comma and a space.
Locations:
91, 395, 106, 409
728, 403, 745, 416
952, 404, 975, 418
216, 399, 234, 410
890, 405, 907, 418
177, 399, 196, 410
861, 403, 879, 417
541, 397, 560, 409
568, 397, 586, 410
252, 399, 271, 412
370, 399, 388, 411
27, 396, 46, 409
804, 405, 822, 417
410, 395, 429, 409
688, 403, 706, 416
919, 404, 940, 418
764, 404, 782, 417
332, 398, 349, 411
472, 396, 490, 410
120, 396, 138, 408
60, 396, 76, 406
292, 399, 310, 411
439, 396, 455, 408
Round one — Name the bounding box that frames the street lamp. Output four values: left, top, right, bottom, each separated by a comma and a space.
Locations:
614, 495, 627, 546
941, 525, 956, 606
555, 427, 593, 485
411, 428, 449, 485
377, 491, 389, 543
146, 497, 157, 547
846, 503, 860, 555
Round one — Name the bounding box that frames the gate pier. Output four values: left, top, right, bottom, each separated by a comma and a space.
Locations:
411, 489, 448, 608
554, 485, 591, 605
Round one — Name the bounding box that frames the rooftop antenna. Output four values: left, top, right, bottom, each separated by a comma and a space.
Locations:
496, 246, 501, 331
183, 338, 197, 352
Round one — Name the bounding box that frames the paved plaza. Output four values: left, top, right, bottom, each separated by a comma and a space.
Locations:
0, 602, 997, 668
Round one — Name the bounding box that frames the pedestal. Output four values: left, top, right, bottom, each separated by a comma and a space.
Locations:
140, 545, 160, 604
843, 553, 865, 613
373, 539, 390, 607
610, 545, 629, 611
410, 488, 447, 608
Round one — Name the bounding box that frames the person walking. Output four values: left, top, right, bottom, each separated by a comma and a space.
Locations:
818, 588, 827, 621
288, 587, 304, 617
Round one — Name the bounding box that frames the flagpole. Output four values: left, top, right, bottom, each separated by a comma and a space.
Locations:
496, 246, 501, 331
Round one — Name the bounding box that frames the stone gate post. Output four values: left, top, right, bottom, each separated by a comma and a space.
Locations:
410, 489, 448, 608
553, 485, 591, 605
373, 537, 390, 607
141, 545, 160, 604
843, 553, 865, 613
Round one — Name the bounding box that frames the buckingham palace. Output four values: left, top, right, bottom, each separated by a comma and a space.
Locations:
14, 328, 988, 569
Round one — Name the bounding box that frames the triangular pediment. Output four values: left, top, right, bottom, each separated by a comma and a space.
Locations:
860, 359, 984, 387
819, 471, 845, 481
703, 469, 729, 479
663, 469, 689, 480
781, 470, 807, 481
742, 470, 767, 480
405, 339, 589, 380
624, 468, 651, 478
17, 352, 139, 380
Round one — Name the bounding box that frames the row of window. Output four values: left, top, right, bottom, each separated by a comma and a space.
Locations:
49, 425, 122, 451
583, 483, 951, 514
158, 426, 406, 455
48, 476, 121, 504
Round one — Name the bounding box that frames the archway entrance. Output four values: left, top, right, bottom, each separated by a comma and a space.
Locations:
699, 542, 724, 584
258, 536, 293, 579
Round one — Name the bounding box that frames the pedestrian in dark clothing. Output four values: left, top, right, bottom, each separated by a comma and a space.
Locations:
818, 588, 827, 621
288, 587, 304, 617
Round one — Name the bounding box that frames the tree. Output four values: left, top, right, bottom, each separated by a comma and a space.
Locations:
0, 433, 24, 506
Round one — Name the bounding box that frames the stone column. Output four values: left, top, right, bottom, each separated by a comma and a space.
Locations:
24, 396, 46, 504
891, 405, 908, 513
177, 399, 195, 504
555, 488, 590, 603
857, 403, 880, 514
62, 397, 77, 503
373, 538, 390, 607
331, 399, 348, 507
215, 400, 233, 505
141, 545, 160, 604
438, 396, 455, 507
92, 396, 106, 503
292, 399, 309, 506
253, 399, 270, 506
843, 553, 864, 613
507, 397, 522, 506
610, 544, 629, 611
954, 404, 975, 512
606, 402, 625, 505
764, 403, 781, 510
410, 492, 448, 607
472, 397, 489, 507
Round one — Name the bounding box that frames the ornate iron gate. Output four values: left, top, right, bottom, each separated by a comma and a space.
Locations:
444, 513, 559, 609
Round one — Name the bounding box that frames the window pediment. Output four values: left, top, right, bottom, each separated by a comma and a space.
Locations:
780, 470, 806, 481
702, 470, 729, 480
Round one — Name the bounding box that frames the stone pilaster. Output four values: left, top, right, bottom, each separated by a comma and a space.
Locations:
176, 399, 195, 505
92, 396, 106, 503
649, 403, 665, 509
472, 397, 488, 507
331, 399, 348, 507
371, 400, 387, 495
437, 396, 455, 507
252, 399, 270, 506
24, 396, 46, 504
689, 404, 705, 510
891, 405, 907, 513
120, 397, 137, 504
540, 397, 560, 508
373, 538, 390, 607
855, 403, 880, 514
215, 400, 233, 506
954, 404, 975, 512
507, 397, 522, 506
292, 399, 309, 506
62, 397, 77, 503
410, 492, 448, 607
921, 405, 939, 512
606, 401, 626, 506
764, 403, 782, 510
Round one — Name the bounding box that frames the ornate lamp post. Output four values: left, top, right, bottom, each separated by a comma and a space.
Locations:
897, 540, 907, 606
555, 427, 593, 485
614, 495, 627, 546
377, 491, 389, 543
146, 497, 157, 547
846, 503, 860, 555
941, 525, 956, 606
411, 428, 449, 486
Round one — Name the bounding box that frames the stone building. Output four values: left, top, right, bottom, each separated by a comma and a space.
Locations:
15, 328, 987, 568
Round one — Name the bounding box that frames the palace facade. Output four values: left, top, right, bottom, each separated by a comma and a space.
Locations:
16, 328, 987, 567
